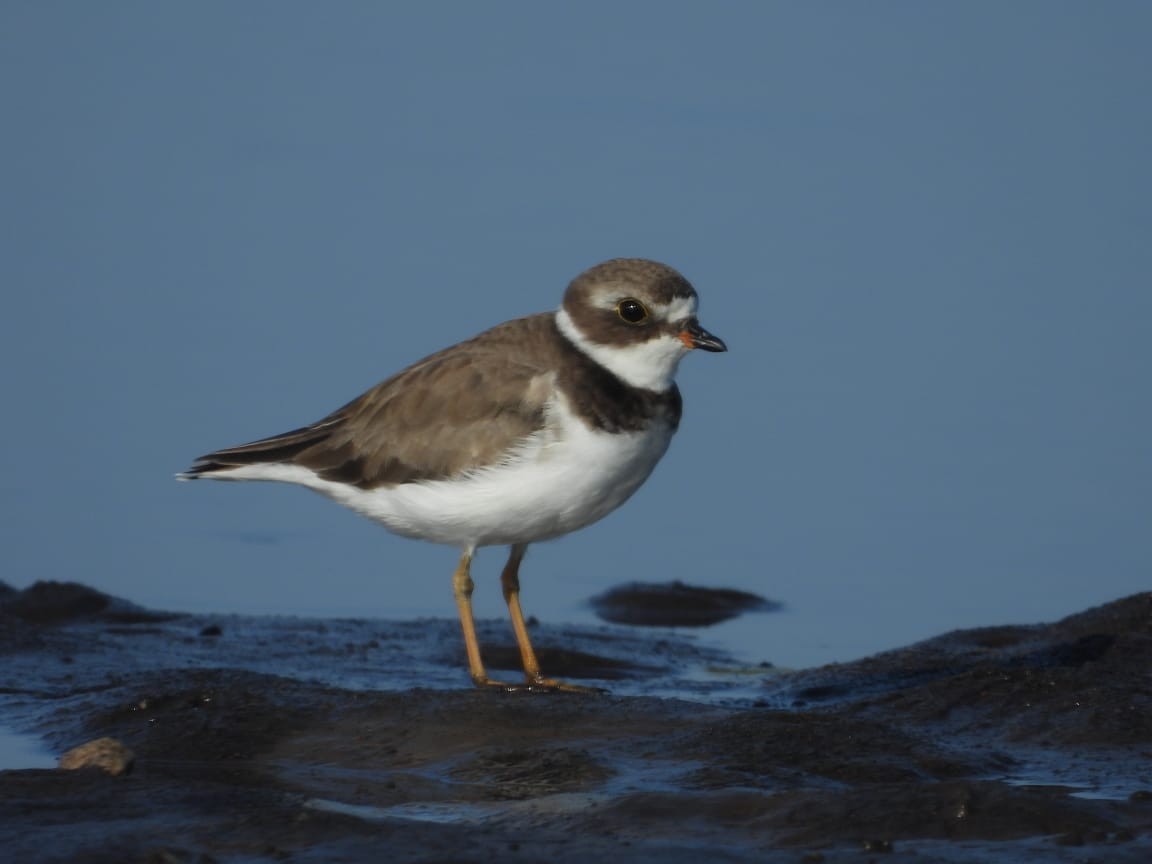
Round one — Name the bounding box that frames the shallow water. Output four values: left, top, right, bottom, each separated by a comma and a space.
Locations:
0, 726, 54, 770
3, 587, 1150, 862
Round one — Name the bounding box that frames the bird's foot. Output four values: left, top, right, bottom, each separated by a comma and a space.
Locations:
471, 674, 605, 694
526, 676, 607, 694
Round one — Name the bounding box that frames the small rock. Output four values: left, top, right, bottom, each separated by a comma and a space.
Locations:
589, 580, 781, 627
58, 737, 135, 776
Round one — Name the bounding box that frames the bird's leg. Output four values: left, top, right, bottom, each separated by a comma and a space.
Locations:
452, 548, 522, 689
500, 544, 602, 693
451, 549, 485, 684
500, 544, 542, 680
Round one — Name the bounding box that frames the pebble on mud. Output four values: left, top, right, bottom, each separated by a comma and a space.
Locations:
58, 737, 136, 776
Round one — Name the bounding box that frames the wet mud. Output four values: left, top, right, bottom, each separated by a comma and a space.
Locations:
1, 581, 1150, 862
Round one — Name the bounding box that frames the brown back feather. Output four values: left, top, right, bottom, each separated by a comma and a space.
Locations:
186, 312, 682, 488
189, 315, 558, 487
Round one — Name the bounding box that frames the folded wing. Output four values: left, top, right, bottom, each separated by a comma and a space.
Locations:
180, 316, 557, 488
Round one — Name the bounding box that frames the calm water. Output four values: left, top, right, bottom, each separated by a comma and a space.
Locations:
0, 727, 54, 771
3, 4, 1148, 675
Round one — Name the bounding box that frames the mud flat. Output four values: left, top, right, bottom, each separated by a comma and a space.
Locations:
1, 581, 1150, 862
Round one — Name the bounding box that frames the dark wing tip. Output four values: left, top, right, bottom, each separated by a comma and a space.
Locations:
175, 418, 343, 482
175, 459, 231, 480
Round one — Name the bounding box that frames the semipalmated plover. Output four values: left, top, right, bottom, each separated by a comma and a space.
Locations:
179, 258, 726, 690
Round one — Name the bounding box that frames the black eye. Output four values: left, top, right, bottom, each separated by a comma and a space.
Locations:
616, 298, 648, 324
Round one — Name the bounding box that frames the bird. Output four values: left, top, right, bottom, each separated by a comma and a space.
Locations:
179, 258, 726, 691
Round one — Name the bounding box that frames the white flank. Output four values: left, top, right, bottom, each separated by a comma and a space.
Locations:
193, 392, 676, 549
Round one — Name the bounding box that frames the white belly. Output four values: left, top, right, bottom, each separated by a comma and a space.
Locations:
219, 397, 676, 549
338, 418, 673, 547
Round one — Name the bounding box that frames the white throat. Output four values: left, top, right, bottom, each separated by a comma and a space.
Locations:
555, 307, 687, 392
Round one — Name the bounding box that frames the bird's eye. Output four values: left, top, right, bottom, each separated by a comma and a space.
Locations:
616, 298, 648, 324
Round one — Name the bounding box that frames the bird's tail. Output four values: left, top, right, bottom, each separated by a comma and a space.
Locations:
176, 420, 338, 481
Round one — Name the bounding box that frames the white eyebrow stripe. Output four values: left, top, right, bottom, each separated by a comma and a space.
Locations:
662, 295, 698, 322
589, 292, 698, 322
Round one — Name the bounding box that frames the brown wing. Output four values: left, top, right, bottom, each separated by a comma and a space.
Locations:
183, 315, 561, 488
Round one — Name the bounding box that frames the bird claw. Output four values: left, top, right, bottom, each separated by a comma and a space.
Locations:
472, 675, 604, 694
525, 677, 606, 694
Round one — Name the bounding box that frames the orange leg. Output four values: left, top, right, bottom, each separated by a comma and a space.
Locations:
500, 544, 542, 681
452, 548, 515, 689
500, 544, 601, 693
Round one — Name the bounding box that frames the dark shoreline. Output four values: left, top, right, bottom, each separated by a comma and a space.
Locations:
2, 582, 1150, 862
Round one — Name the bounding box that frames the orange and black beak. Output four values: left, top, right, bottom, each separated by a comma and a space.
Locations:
680, 318, 727, 353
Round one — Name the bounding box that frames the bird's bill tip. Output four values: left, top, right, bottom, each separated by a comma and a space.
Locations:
680, 320, 727, 353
